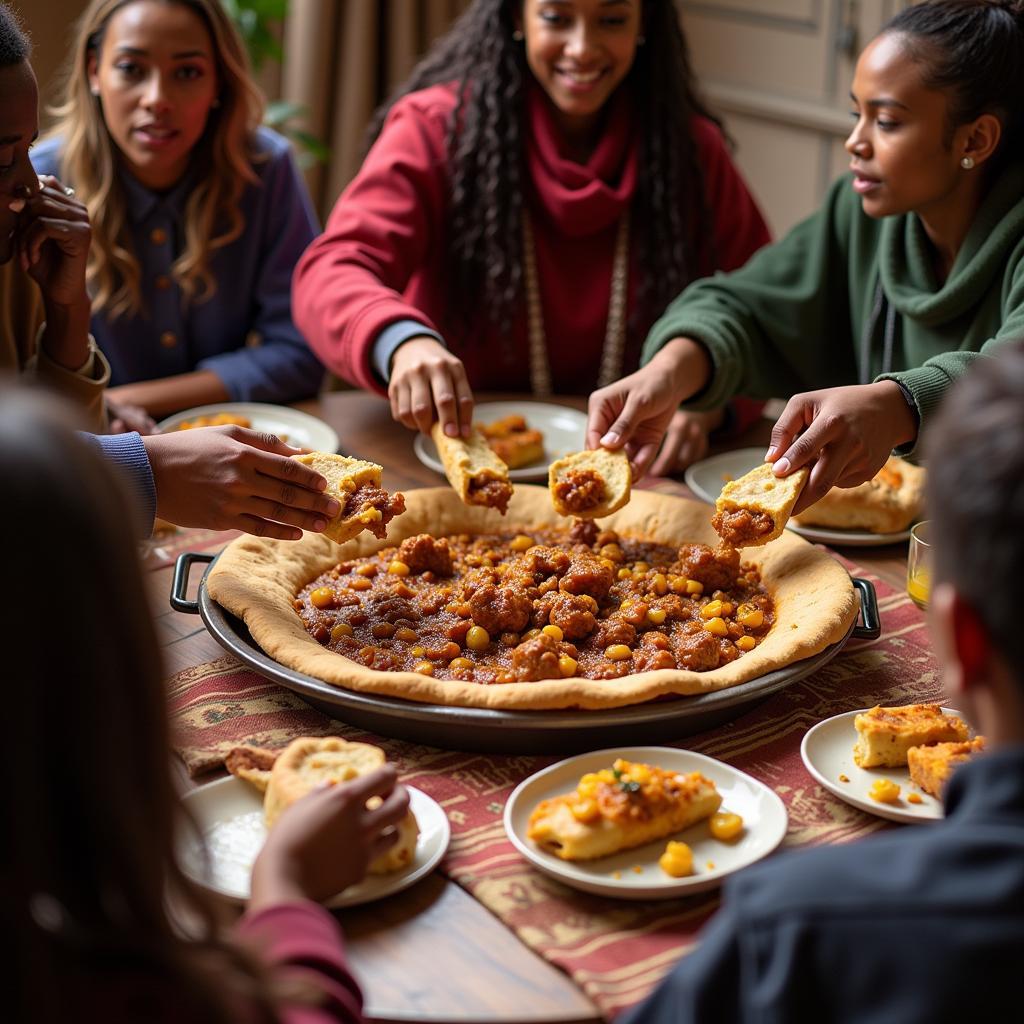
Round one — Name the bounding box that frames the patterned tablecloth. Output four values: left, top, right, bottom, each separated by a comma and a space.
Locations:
162, 515, 936, 1018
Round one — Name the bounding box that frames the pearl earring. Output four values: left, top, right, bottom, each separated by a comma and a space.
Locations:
961, 156, 975, 170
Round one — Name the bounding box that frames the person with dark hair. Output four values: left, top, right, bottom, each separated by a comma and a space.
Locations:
3, 385, 407, 1024
589, 0, 1024, 502
0, 2, 109, 431
620, 338, 1024, 1024
294, 0, 771, 474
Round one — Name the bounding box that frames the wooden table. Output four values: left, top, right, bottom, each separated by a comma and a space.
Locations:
150, 391, 912, 1024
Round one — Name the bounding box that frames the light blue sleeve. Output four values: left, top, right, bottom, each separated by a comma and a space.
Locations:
80, 431, 156, 536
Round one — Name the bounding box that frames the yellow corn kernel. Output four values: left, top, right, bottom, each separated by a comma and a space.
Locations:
310, 586, 336, 609
907, 793, 923, 804
355, 563, 378, 577
646, 607, 667, 626
735, 635, 756, 652
719, 602, 735, 617
538, 577, 559, 594
357, 508, 382, 525
582, 595, 600, 612
449, 657, 474, 671
709, 812, 744, 841
570, 798, 600, 823
704, 616, 728, 637
701, 599, 724, 619
600, 543, 624, 562
652, 573, 668, 595
558, 654, 578, 677
600, 558, 616, 572
617, 567, 633, 580
410, 646, 426, 658
330, 622, 353, 641
869, 779, 901, 803
605, 644, 633, 661
542, 624, 564, 641
685, 579, 704, 596
394, 626, 418, 643
628, 763, 652, 784
387, 560, 410, 576
370, 622, 395, 639
736, 603, 764, 629
466, 625, 491, 651
658, 841, 694, 878
348, 577, 372, 591
413, 661, 435, 676
510, 534, 535, 552
633, 561, 649, 574
523, 628, 541, 641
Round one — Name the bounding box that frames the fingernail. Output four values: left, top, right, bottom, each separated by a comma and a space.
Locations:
601, 431, 620, 446
461, 424, 471, 438
764, 446, 777, 461
774, 457, 791, 475
444, 423, 458, 438
313, 517, 327, 532
325, 499, 340, 516
8, 199, 25, 213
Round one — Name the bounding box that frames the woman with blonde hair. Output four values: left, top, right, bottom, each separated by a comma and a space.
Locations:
34, 0, 323, 418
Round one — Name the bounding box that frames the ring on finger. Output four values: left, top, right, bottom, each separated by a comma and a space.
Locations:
63, 186, 75, 197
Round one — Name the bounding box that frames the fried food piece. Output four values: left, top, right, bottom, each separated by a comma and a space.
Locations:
431, 423, 513, 514
176, 412, 252, 430
853, 704, 970, 768
712, 462, 809, 547
549, 448, 631, 519
480, 415, 545, 469
908, 736, 986, 798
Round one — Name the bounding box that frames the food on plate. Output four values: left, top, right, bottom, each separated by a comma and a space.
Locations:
227, 736, 419, 875
793, 456, 925, 534
907, 736, 986, 799
708, 811, 744, 841
430, 423, 513, 514
526, 758, 722, 861
480, 414, 545, 469
868, 778, 901, 803
548, 448, 631, 519
852, 704, 969, 768
659, 840, 694, 877
712, 462, 809, 547
175, 411, 252, 430
292, 452, 405, 544
206, 486, 859, 711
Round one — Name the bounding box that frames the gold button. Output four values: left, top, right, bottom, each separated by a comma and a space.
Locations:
155, 274, 171, 290
150, 227, 167, 245
160, 331, 177, 348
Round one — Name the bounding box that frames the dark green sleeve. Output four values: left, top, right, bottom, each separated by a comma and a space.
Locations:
641, 177, 863, 410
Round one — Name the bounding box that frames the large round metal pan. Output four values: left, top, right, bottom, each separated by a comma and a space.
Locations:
173, 553, 879, 754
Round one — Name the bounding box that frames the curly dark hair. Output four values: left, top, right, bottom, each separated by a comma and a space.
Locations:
0, 2, 31, 67
367, 0, 724, 335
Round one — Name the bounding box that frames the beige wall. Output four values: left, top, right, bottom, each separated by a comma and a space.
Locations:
18, 0, 86, 120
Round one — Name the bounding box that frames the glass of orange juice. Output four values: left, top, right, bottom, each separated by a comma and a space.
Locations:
907, 521, 932, 610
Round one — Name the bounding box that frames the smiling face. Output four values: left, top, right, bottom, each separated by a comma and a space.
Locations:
521, 0, 642, 147
845, 32, 975, 222
0, 61, 41, 265
88, 0, 218, 191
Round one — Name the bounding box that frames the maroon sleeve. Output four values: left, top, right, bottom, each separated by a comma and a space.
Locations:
235, 901, 365, 1024
292, 89, 454, 394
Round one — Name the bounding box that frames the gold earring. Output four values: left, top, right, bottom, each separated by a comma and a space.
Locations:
961, 156, 975, 170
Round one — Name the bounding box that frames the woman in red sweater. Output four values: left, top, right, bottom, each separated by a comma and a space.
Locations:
294, 0, 770, 473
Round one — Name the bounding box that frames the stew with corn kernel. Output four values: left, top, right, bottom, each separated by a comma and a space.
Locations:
296, 524, 774, 684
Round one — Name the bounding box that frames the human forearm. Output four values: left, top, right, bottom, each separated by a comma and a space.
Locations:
108, 370, 230, 418
40, 297, 92, 371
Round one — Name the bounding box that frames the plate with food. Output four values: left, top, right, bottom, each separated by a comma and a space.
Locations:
800, 705, 984, 824
158, 402, 339, 454
179, 757, 449, 909
685, 449, 923, 546
504, 746, 787, 899
413, 401, 587, 482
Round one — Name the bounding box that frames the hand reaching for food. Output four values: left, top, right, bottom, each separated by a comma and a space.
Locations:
249, 764, 411, 908
648, 407, 723, 477
766, 382, 919, 515
389, 336, 474, 438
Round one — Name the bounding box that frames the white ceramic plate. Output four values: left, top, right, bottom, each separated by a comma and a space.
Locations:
179, 778, 450, 907
158, 402, 340, 454
684, 448, 913, 547
799, 707, 967, 824
504, 746, 788, 899
413, 400, 587, 483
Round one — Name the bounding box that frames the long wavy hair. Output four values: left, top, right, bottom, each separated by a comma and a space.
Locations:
1, 382, 282, 1024
48, 0, 265, 319
367, 0, 723, 334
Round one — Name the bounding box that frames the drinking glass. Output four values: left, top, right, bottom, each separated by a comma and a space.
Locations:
906, 521, 932, 610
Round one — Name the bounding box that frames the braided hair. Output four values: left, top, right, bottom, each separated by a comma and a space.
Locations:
367, 0, 723, 336
884, 0, 1024, 166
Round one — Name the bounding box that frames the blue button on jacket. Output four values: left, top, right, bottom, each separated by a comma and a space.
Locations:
33, 128, 324, 402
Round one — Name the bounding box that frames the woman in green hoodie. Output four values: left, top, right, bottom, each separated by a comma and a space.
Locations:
588, 0, 1024, 512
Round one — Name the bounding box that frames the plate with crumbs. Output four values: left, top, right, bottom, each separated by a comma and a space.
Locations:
800, 708, 967, 824
504, 746, 787, 899
179, 777, 449, 907
414, 401, 587, 482
158, 402, 339, 454
685, 449, 912, 546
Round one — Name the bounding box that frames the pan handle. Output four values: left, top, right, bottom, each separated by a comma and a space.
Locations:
170, 552, 215, 614
851, 577, 881, 640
